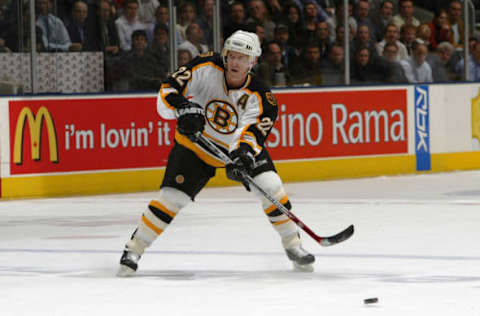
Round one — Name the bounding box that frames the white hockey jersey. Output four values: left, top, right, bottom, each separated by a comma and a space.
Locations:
157, 52, 278, 167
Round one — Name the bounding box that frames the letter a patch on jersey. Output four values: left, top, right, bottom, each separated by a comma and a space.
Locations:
237, 94, 249, 110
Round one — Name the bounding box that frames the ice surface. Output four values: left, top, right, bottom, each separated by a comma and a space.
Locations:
1, 171, 480, 315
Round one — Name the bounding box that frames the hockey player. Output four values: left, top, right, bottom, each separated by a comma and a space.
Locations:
118, 30, 315, 276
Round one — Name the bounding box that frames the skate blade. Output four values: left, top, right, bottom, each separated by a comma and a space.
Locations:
293, 262, 314, 272
117, 264, 136, 277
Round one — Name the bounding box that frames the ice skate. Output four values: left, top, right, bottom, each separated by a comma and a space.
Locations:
117, 248, 141, 277
282, 233, 315, 272
285, 245, 315, 272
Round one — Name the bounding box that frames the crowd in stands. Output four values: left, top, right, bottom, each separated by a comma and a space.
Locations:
1, 0, 480, 91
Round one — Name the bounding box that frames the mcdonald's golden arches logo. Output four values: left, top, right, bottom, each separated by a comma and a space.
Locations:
13, 106, 58, 165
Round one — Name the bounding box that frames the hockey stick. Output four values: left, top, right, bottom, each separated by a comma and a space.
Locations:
195, 133, 354, 247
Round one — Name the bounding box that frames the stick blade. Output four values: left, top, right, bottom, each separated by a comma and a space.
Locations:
319, 225, 354, 247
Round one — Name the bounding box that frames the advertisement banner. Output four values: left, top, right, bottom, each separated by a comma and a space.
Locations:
268, 89, 408, 159
9, 98, 175, 175
9, 89, 408, 175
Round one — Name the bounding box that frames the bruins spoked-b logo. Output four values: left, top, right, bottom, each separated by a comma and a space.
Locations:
205, 100, 238, 134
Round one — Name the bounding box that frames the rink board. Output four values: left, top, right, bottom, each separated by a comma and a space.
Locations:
1, 83, 480, 198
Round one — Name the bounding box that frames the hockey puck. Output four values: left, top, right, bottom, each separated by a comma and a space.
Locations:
364, 297, 378, 304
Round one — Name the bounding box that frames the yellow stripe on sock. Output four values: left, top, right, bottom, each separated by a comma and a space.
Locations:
263, 195, 289, 215
149, 200, 177, 218
142, 215, 164, 235
272, 218, 291, 226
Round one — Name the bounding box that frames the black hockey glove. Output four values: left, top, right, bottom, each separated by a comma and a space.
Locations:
226, 144, 256, 191
176, 101, 205, 141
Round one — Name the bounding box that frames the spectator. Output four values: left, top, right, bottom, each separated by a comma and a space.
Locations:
326, 0, 357, 43
196, 0, 214, 48
147, 23, 170, 82
146, 4, 182, 45
115, 0, 146, 52
315, 21, 331, 60
426, 42, 451, 82
291, 41, 323, 86
223, 2, 248, 39
381, 42, 408, 83
451, 36, 478, 71
428, 8, 454, 50
376, 23, 408, 61
136, 0, 159, 25
66, 0, 96, 51
177, 48, 192, 67
447, 0, 465, 47
108, 0, 119, 21
355, 0, 378, 42
334, 23, 355, 47
351, 46, 390, 83
56, 0, 78, 23
0, 6, 11, 52
432, 41, 456, 80
455, 41, 480, 81
265, 0, 283, 18
252, 23, 267, 48
352, 24, 378, 60
273, 24, 298, 70
416, 23, 433, 50
97, 0, 121, 91
153, 3, 169, 25
96, 0, 120, 56
13, 3, 45, 52
0, 9, 10, 51
283, 3, 304, 49
35, 0, 72, 51
288, 0, 328, 22
303, 1, 321, 42
371, 0, 394, 42
400, 23, 417, 55
61, 0, 104, 38
177, 22, 208, 58
111, 0, 124, 10
176, 2, 196, 43
256, 41, 291, 87
0, 1, 18, 51
320, 43, 345, 85
392, 0, 420, 29
400, 40, 433, 82
246, 0, 276, 41
122, 29, 163, 90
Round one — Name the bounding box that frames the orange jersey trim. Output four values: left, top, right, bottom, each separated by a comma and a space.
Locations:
159, 83, 176, 110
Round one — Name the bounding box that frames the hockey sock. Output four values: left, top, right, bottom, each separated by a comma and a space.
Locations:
262, 192, 299, 244
127, 187, 190, 255
252, 171, 299, 244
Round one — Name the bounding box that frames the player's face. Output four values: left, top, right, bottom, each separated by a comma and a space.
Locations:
226, 51, 252, 79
